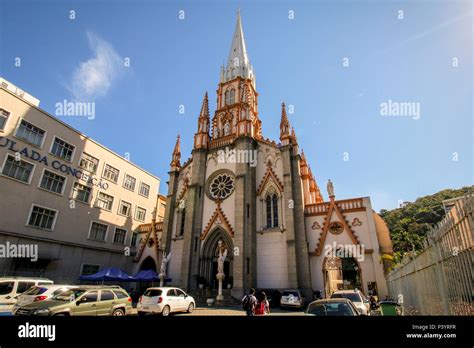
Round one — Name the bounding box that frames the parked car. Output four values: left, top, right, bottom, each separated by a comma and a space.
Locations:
13, 285, 132, 316
330, 289, 370, 315
280, 290, 306, 309
305, 298, 361, 316
0, 277, 53, 315
13, 285, 75, 311
137, 287, 195, 316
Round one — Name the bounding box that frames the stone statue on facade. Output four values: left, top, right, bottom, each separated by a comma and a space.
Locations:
327, 179, 335, 197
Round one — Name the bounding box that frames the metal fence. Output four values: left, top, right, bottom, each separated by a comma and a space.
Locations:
386, 195, 473, 315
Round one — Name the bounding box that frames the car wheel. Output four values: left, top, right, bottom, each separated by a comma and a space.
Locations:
54, 313, 67, 316
112, 309, 125, 316
187, 303, 194, 313
161, 305, 170, 317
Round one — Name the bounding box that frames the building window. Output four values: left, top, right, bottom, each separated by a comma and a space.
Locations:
72, 182, 92, 203
15, 119, 45, 147
50, 137, 75, 162
139, 182, 150, 198
0, 109, 10, 131
118, 200, 132, 217
130, 232, 138, 247
81, 264, 100, 276
2, 155, 34, 183
230, 89, 235, 104
113, 228, 127, 245
95, 192, 114, 211
179, 209, 186, 236
89, 222, 108, 242
103, 164, 119, 183
123, 174, 136, 191
225, 90, 230, 105
39, 170, 66, 194
79, 152, 99, 173
265, 193, 279, 228
135, 207, 146, 222
27, 205, 57, 231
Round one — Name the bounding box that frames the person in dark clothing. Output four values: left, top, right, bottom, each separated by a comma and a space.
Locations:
241, 288, 257, 316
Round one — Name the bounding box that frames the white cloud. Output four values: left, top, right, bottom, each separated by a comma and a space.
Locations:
69, 32, 122, 101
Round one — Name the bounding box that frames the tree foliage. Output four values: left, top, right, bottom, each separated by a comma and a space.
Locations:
379, 186, 473, 263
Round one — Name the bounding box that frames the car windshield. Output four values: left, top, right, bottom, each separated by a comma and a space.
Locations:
307, 302, 355, 316
24, 286, 48, 295
52, 289, 86, 301
331, 293, 361, 302
282, 291, 299, 297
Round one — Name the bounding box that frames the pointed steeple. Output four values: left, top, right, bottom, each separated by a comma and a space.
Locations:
194, 92, 210, 149
170, 134, 181, 170
223, 10, 255, 87
280, 102, 291, 144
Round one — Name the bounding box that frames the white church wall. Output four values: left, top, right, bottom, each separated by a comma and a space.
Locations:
256, 231, 289, 289
168, 238, 184, 286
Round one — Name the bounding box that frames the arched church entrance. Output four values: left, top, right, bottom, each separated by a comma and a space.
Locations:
137, 256, 157, 297
323, 257, 362, 297
200, 228, 234, 289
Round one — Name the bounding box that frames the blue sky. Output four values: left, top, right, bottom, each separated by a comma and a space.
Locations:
1, 0, 472, 211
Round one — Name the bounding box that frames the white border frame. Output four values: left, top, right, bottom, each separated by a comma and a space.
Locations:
87, 220, 109, 243
70, 181, 93, 205
13, 117, 48, 149
112, 227, 128, 246
117, 199, 132, 218
77, 150, 100, 174
134, 206, 146, 222
0, 107, 11, 133
0, 153, 37, 185
122, 172, 137, 192
37, 167, 68, 196
25, 203, 59, 231
101, 162, 120, 184
94, 190, 114, 212
49, 135, 76, 163
138, 181, 150, 198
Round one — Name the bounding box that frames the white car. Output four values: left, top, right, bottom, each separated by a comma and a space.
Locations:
0, 277, 53, 315
280, 290, 306, 309
137, 287, 195, 316
12, 285, 75, 312
330, 290, 370, 315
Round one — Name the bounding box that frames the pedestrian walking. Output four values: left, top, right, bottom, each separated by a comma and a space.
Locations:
255, 291, 270, 315
241, 288, 257, 316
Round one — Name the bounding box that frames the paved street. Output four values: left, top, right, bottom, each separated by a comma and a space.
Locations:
129, 305, 306, 316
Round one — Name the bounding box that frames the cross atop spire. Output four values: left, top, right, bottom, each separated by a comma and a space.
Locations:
223, 10, 256, 87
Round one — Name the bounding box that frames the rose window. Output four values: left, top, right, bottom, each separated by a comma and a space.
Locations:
209, 173, 235, 200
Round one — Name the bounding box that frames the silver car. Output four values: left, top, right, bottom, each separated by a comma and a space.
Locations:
280, 290, 306, 309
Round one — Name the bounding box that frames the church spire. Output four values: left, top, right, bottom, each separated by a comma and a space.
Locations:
170, 134, 181, 170
224, 10, 255, 87
194, 92, 210, 149
280, 102, 291, 145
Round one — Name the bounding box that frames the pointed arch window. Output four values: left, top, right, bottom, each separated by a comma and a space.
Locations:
265, 193, 279, 228
225, 90, 230, 106
230, 89, 235, 104
179, 208, 186, 236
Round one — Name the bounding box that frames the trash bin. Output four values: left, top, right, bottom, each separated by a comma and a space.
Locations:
379, 301, 401, 316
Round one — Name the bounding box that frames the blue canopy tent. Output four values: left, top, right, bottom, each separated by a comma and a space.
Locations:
131, 270, 160, 282
79, 267, 134, 282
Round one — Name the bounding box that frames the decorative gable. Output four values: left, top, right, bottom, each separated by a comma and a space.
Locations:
257, 163, 283, 195
200, 202, 235, 240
